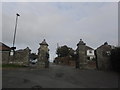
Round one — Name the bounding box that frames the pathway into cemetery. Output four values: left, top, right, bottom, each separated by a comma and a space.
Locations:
2, 63, 119, 88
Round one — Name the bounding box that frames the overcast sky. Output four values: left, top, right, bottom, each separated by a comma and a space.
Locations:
2, 2, 118, 62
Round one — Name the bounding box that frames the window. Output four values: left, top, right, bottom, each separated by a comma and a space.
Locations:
10, 50, 14, 56
89, 50, 92, 53
106, 51, 111, 56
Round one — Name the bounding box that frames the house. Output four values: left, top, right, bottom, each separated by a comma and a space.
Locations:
86, 46, 95, 60
0, 42, 11, 64
0, 42, 11, 51
13, 47, 31, 65
0, 42, 31, 65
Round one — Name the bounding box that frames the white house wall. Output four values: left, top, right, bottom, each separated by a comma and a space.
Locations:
87, 50, 94, 56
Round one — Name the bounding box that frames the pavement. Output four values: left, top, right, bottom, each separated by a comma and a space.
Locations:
2, 63, 119, 88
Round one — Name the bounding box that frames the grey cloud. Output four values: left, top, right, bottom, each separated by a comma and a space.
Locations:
2, 2, 118, 61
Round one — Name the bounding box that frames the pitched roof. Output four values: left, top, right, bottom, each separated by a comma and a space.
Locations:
96, 42, 112, 51
0, 42, 11, 51
86, 46, 94, 50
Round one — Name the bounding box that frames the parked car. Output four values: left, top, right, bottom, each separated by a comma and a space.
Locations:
30, 59, 38, 64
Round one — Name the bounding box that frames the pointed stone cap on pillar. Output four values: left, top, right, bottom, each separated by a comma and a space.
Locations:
104, 42, 108, 45
77, 39, 86, 46
40, 39, 48, 46
25, 47, 31, 52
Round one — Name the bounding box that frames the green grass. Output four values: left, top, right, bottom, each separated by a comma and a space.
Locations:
0, 64, 2, 68
2, 64, 25, 68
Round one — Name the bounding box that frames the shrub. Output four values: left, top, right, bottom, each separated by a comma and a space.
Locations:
110, 47, 120, 72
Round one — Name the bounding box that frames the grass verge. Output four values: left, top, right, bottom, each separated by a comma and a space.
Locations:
2, 64, 25, 68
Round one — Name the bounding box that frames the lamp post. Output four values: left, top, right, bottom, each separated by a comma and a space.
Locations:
11, 13, 20, 56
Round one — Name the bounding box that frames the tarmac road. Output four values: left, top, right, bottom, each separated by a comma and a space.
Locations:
2, 63, 119, 88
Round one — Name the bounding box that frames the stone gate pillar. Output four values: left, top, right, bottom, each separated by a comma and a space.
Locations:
37, 39, 49, 68
95, 42, 112, 70
76, 39, 87, 69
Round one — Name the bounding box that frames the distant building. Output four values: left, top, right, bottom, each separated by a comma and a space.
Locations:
95, 42, 112, 70
86, 46, 95, 60
38, 39, 49, 68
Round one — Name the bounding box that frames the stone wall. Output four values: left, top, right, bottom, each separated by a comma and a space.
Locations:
78, 45, 87, 64
96, 49, 111, 70
2, 47, 31, 65
12, 47, 31, 65
1, 51, 10, 64
37, 50, 49, 68
54, 56, 76, 66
